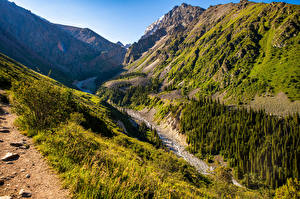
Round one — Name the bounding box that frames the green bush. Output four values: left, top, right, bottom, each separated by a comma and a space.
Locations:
12, 78, 75, 130
274, 178, 300, 199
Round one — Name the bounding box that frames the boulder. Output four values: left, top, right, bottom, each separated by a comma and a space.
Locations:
19, 189, 32, 198
0, 196, 12, 199
0, 130, 9, 133
0, 179, 4, 185
10, 142, 24, 147
1, 153, 19, 161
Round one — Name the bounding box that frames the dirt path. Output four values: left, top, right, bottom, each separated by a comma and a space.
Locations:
0, 104, 69, 199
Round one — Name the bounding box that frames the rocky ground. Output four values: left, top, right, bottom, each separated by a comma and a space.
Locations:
0, 104, 69, 199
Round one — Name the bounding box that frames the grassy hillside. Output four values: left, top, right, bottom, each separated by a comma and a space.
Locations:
125, 2, 300, 105
0, 52, 272, 198
98, 76, 299, 191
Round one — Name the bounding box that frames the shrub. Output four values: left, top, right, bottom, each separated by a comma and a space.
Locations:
274, 178, 300, 199
12, 78, 75, 130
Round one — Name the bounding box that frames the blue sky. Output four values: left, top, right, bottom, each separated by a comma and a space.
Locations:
10, 0, 299, 44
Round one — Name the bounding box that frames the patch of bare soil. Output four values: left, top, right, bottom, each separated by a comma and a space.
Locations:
159, 90, 182, 101
104, 77, 149, 89
0, 105, 69, 199
249, 92, 300, 116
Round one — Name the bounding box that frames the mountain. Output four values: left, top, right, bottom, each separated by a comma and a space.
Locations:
1, 50, 272, 198
117, 41, 131, 49
99, 1, 299, 190
57, 25, 126, 65
116, 41, 124, 46
121, 1, 300, 106
0, 0, 125, 86
123, 3, 205, 64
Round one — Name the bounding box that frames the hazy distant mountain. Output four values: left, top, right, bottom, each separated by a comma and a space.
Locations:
117, 41, 131, 49
57, 25, 126, 65
0, 0, 124, 85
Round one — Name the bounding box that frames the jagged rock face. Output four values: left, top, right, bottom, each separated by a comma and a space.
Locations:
0, 0, 124, 84
124, 3, 205, 65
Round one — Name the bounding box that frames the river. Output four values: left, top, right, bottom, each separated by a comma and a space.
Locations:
125, 109, 243, 187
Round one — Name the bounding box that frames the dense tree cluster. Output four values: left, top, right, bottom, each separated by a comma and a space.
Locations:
98, 78, 160, 107
180, 98, 299, 188
138, 122, 163, 148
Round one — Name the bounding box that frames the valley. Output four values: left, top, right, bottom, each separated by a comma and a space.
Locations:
123, 108, 243, 188
0, 0, 299, 198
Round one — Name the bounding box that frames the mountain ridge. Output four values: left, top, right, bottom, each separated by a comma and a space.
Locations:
0, 0, 125, 86
123, 3, 205, 65
120, 1, 300, 105
57, 24, 126, 65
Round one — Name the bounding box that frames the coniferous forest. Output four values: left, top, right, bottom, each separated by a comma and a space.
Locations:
180, 98, 299, 189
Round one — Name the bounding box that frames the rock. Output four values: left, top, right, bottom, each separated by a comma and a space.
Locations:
1, 153, 19, 161
0, 140, 3, 142
0, 130, 9, 133
21, 169, 26, 172
20, 145, 30, 149
0, 196, 12, 199
10, 142, 24, 147
0, 179, 4, 185
25, 174, 30, 178
10, 142, 29, 149
19, 189, 32, 198
6, 162, 13, 165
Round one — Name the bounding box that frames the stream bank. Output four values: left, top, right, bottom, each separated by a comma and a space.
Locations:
125, 108, 243, 187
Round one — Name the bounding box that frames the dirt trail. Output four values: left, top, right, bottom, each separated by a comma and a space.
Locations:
0, 104, 69, 199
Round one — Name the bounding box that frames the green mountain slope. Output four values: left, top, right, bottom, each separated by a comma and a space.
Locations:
97, 0, 299, 194
0, 53, 272, 198
124, 1, 300, 104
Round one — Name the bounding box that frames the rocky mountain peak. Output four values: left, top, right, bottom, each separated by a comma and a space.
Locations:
180, 3, 189, 7
117, 41, 124, 47
124, 3, 205, 64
